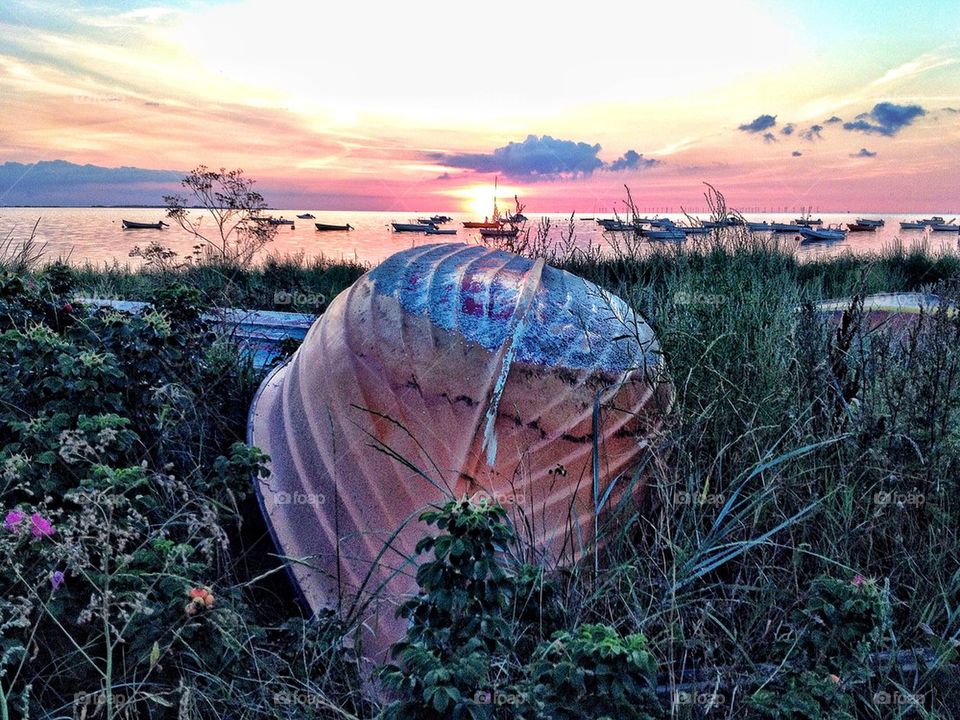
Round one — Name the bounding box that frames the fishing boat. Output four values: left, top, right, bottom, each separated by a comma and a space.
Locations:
430, 215, 453, 224
929, 221, 958, 232
315, 223, 353, 231
268, 218, 295, 226
297, 213, 316, 219
800, 226, 846, 242
463, 220, 501, 229
771, 223, 805, 233
425, 227, 457, 235
746, 221, 773, 231
122, 219, 168, 230
479, 227, 519, 239
643, 229, 686, 241
921, 216, 946, 225
856, 218, 884, 227
846, 222, 877, 232
794, 217, 823, 226
391, 222, 435, 233
681, 226, 710, 236
597, 219, 634, 232
899, 221, 927, 230
650, 218, 677, 228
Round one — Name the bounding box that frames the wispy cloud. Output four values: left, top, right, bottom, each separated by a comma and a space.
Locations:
801, 124, 824, 141
850, 148, 877, 158
781, 123, 795, 136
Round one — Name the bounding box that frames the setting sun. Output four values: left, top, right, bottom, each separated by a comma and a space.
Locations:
441, 182, 528, 218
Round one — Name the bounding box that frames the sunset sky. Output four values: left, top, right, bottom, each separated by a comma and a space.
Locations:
0, 0, 958, 212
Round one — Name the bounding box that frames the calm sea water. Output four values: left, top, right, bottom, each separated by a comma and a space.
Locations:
0, 208, 957, 268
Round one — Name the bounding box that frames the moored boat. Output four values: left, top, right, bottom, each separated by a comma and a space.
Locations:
478, 227, 519, 239
921, 216, 946, 226
268, 218, 295, 226
794, 217, 823, 226
856, 217, 884, 227
746, 221, 773, 231
680, 226, 710, 236
930, 221, 958, 232
122, 219, 168, 230
771, 223, 804, 233
846, 222, 877, 232
899, 221, 927, 230
643, 228, 686, 240
297, 213, 316, 219
315, 223, 353, 231
800, 226, 846, 242
463, 220, 500, 229
392, 222, 435, 232
425, 227, 457, 235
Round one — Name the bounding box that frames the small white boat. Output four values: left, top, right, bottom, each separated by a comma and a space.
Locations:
268, 218, 295, 226
391, 222, 435, 232
899, 221, 927, 230
856, 218, 884, 227
122, 219, 168, 230
746, 221, 773, 231
800, 226, 846, 242
681, 226, 710, 236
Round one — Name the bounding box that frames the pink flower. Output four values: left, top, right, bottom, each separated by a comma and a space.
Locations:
851, 574, 865, 587
50, 570, 65, 591
30, 513, 55, 539
4, 510, 25, 532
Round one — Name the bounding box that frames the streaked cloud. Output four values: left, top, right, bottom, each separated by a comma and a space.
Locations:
850, 148, 877, 158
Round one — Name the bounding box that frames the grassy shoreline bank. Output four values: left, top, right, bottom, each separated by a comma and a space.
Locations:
3, 237, 960, 717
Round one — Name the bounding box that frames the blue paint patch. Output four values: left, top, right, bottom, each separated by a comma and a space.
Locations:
368, 244, 656, 373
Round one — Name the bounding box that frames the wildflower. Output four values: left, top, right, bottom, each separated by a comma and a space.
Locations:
30, 513, 55, 539
828, 674, 841, 685
851, 574, 865, 588
4, 509, 25, 531
51, 570, 65, 591
62, 302, 73, 314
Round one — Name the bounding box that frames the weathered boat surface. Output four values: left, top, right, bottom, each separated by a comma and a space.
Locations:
247, 243, 673, 666
77, 298, 315, 368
